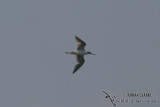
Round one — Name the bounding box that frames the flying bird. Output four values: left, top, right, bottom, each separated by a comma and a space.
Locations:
65, 36, 95, 74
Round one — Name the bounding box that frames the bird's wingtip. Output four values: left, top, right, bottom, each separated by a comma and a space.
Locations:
72, 71, 76, 74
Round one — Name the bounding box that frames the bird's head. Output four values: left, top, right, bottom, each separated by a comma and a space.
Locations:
85, 51, 95, 55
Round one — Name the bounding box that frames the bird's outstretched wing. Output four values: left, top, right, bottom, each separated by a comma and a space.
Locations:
75, 36, 86, 50
73, 55, 85, 74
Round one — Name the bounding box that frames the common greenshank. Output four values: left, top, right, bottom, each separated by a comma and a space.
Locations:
65, 36, 95, 74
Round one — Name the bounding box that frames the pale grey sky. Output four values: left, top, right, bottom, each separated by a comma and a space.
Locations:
0, 0, 160, 107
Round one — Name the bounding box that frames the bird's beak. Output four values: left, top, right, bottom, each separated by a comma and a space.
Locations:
91, 53, 95, 55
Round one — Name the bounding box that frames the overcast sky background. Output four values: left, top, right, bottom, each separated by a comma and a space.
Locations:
0, 0, 160, 107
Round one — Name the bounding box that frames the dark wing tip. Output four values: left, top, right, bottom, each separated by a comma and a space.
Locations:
75, 36, 80, 41
73, 67, 78, 74
72, 65, 79, 74
72, 58, 85, 74
72, 71, 76, 74
75, 36, 86, 46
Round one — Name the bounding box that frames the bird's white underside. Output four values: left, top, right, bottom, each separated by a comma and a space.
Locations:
73, 50, 85, 55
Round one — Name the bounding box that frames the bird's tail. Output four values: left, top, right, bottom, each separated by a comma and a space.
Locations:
65, 52, 70, 54
65, 52, 75, 54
